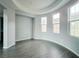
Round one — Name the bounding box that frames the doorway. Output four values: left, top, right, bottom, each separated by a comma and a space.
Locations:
0, 4, 4, 49
0, 17, 3, 49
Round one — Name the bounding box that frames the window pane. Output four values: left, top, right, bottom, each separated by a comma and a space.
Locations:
53, 13, 60, 24
70, 21, 79, 37
53, 13, 60, 19
70, 5, 76, 14
41, 17, 47, 24
41, 24, 47, 32
70, 2, 79, 21
53, 24, 60, 33
70, 2, 79, 14
53, 19, 60, 24
75, 3, 79, 13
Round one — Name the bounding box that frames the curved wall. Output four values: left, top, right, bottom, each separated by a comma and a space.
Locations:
34, 0, 79, 56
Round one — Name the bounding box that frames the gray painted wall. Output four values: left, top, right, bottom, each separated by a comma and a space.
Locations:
34, 0, 79, 56
15, 15, 32, 41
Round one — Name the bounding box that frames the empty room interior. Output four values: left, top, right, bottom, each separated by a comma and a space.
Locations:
0, 0, 79, 58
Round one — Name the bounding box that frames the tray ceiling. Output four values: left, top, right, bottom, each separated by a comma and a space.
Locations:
12, 0, 70, 15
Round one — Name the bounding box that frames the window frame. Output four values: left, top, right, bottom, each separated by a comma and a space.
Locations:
68, 1, 79, 37
52, 13, 60, 34
41, 17, 47, 32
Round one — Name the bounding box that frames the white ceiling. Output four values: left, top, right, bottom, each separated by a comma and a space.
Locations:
12, 0, 71, 15
0, 0, 71, 16
15, 0, 55, 10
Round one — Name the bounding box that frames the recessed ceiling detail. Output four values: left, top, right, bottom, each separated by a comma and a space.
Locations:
12, 0, 70, 15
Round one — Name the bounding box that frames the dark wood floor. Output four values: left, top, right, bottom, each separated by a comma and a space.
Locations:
0, 39, 79, 58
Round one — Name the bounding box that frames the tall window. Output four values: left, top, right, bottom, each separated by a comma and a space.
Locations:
52, 13, 60, 33
41, 17, 47, 32
69, 2, 79, 37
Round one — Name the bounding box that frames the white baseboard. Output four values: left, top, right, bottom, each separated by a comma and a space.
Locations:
16, 38, 32, 42
3, 43, 15, 49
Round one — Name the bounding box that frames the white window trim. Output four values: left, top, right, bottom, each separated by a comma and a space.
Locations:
52, 13, 60, 34
41, 17, 47, 32
68, 1, 79, 37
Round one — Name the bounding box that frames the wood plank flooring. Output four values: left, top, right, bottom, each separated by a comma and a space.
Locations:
0, 39, 79, 58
